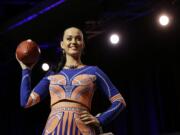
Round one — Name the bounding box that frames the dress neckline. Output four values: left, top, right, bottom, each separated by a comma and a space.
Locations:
62, 65, 88, 71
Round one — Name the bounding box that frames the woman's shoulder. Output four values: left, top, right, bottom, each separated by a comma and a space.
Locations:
85, 65, 105, 73
87, 65, 102, 70
43, 70, 57, 79
85, 65, 99, 70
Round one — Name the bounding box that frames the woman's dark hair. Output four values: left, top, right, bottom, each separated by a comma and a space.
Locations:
51, 51, 66, 73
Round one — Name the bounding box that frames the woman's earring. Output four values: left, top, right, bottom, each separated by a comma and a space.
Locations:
62, 49, 65, 55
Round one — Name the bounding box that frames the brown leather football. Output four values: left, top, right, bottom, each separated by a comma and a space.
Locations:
16, 39, 41, 67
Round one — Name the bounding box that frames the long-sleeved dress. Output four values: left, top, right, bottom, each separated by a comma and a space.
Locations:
20, 65, 126, 135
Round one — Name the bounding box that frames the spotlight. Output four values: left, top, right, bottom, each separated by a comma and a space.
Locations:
42, 63, 49, 71
158, 14, 170, 26
109, 34, 120, 45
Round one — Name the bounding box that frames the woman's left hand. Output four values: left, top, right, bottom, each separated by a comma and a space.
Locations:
80, 111, 100, 127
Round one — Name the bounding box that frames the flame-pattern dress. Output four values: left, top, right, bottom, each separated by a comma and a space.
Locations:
20, 66, 126, 135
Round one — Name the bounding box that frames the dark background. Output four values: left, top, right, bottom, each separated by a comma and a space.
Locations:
0, 0, 180, 135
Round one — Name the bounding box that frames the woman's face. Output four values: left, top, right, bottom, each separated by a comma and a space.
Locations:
61, 27, 84, 57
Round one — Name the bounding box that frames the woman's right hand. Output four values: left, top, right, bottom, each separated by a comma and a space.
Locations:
15, 54, 33, 70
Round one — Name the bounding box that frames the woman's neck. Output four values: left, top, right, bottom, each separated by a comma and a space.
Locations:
65, 54, 83, 66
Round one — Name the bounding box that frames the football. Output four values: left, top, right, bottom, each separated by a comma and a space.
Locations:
16, 39, 41, 67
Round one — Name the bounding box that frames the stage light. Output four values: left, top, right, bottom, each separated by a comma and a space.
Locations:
109, 34, 120, 45
158, 14, 170, 26
42, 63, 49, 71
7, 0, 65, 31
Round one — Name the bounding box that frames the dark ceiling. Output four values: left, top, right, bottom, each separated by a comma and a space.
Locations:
0, 0, 178, 40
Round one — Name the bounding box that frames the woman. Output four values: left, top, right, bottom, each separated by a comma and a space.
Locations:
16, 27, 126, 135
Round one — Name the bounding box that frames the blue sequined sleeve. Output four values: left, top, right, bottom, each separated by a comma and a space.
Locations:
95, 66, 126, 126
20, 69, 51, 107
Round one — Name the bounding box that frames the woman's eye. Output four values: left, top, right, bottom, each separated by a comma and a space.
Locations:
67, 38, 72, 41
76, 37, 82, 41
